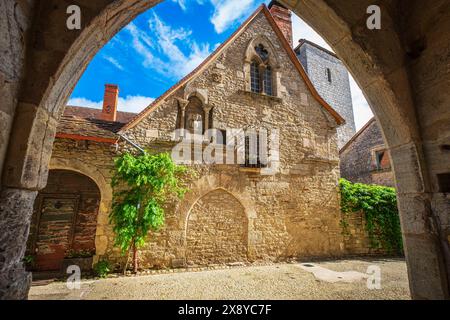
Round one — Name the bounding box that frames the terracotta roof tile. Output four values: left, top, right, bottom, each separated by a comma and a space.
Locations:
64, 106, 136, 123
56, 106, 137, 142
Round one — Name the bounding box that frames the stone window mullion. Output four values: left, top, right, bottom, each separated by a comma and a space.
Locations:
259, 64, 265, 94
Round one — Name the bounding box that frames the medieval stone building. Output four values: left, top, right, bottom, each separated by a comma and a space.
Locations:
27, 3, 373, 272
340, 118, 395, 187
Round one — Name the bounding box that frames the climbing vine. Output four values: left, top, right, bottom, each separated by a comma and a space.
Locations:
110, 152, 189, 273
339, 178, 403, 255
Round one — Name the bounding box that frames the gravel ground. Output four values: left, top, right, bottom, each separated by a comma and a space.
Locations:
29, 258, 410, 300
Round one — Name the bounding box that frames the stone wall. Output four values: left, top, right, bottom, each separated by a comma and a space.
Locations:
186, 189, 248, 266
36, 10, 390, 271
342, 211, 387, 255
340, 119, 395, 187
0, 0, 35, 184
119, 11, 349, 267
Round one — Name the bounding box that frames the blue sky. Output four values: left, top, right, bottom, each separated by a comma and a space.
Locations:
69, 0, 373, 129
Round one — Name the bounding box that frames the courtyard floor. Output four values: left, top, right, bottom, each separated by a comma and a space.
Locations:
29, 258, 410, 300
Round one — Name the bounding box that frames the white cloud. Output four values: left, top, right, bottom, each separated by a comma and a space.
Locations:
292, 13, 373, 130
103, 55, 124, 70
172, 0, 188, 11
68, 96, 155, 114
126, 14, 212, 79
210, 0, 258, 34
67, 97, 103, 109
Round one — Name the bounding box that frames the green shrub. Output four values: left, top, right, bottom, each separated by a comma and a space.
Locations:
110, 152, 189, 273
93, 260, 112, 278
23, 255, 36, 268
339, 178, 403, 254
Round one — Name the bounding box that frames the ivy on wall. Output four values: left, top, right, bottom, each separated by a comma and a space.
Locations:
339, 179, 403, 255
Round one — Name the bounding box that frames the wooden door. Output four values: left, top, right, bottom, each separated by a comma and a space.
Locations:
33, 194, 80, 271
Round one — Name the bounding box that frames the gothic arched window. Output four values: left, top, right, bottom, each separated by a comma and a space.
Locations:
184, 96, 204, 134
247, 43, 276, 96
250, 61, 261, 93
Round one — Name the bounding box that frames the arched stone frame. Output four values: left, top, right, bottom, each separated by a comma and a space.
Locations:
48, 157, 112, 264
1, 1, 449, 300
184, 87, 209, 106
243, 35, 281, 97
177, 174, 258, 262
177, 89, 214, 136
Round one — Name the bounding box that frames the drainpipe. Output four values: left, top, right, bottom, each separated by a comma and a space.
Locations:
117, 133, 146, 155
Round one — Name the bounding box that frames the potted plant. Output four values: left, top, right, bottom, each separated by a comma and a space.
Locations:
62, 249, 96, 273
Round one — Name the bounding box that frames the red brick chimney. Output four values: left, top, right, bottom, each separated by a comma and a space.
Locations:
268, 1, 293, 47
101, 84, 119, 122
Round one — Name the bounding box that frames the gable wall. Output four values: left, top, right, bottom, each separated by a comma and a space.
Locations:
340, 119, 395, 187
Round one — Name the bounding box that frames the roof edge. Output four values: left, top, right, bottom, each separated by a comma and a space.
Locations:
261, 6, 345, 125
120, 5, 267, 132
294, 39, 339, 60
120, 3, 345, 132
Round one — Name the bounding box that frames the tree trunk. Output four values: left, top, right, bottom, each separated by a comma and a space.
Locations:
133, 241, 138, 274
123, 248, 131, 275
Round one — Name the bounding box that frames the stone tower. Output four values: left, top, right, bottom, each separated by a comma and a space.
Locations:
294, 39, 356, 149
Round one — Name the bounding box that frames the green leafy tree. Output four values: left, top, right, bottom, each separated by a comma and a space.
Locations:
110, 152, 189, 273
339, 178, 403, 254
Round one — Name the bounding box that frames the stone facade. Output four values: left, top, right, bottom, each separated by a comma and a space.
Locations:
295, 40, 356, 149
2, 0, 449, 300
340, 118, 395, 187
26, 5, 385, 272
114, 8, 345, 268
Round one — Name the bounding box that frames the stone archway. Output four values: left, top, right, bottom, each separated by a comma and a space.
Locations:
28, 169, 101, 271
49, 157, 113, 262
0, 0, 449, 299
282, 0, 450, 300
185, 189, 248, 266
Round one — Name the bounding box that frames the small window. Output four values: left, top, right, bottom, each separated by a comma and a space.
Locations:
375, 150, 390, 170
437, 173, 450, 193
250, 61, 261, 93
326, 68, 332, 83
215, 129, 227, 145
243, 134, 268, 168
255, 44, 269, 62
263, 66, 273, 96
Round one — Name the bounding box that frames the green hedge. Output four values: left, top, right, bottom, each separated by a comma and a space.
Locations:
339, 179, 403, 255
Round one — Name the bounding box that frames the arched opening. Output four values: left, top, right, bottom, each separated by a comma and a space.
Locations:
0, 0, 448, 300
26, 170, 101, 273
185, 189, 248, 266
